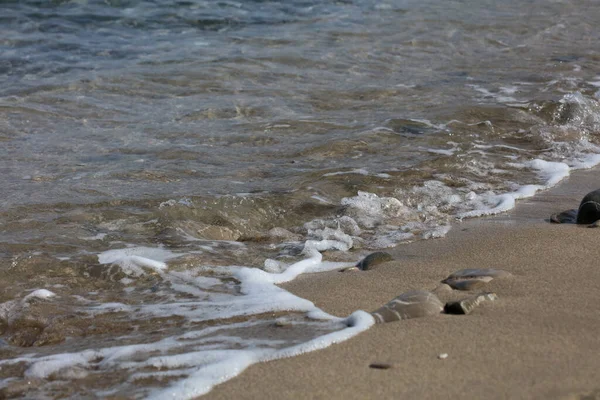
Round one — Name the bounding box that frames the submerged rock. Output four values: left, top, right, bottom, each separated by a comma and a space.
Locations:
371, 290, 443, 323
444, 292, 498, 315
356, 252, 394, 271
442, 268, 510, 291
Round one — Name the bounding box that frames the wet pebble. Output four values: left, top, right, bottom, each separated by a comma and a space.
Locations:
356, 252, 393, 271
550, 209, 577, 224
371, 290, 443, 323
444, 292, 498, 315
442, 268, 510, 291
577, 189, 600, 224
551, 189, 600, 225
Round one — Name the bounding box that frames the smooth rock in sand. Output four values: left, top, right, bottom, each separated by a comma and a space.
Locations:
550, 209, 577, 224
432, 283, 453, 296
356, 252, 393, 271
577, 189, 600, 224
369, 362, 396, 370
551, 189, 600, 225
371, 290, 443, 323
444, 292, 498, 315
442, 268, 510, 291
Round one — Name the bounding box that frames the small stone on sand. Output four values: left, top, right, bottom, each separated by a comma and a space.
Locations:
444, 292, 498, 315
371, 290, 443, 323
442, 268, 510, 291
356, 252, 394, 271
550, 209, 577, 224
369, 362, 395, 370
577, 189, 600, 224
438, 353, 448, 359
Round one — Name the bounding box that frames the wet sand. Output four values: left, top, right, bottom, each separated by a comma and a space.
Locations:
208, 169, 600, 400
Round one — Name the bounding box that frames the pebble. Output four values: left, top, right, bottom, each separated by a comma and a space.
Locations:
442, 268, 510, 291
371, 290, 443, 323
432, 283, 453, 295
444, 279, 489, 291
356, 252, 393, 271
444, 292, 498, 315
551, 189, 600, 225
369, 362, 395, 370
550, 209, 577, 224
576, 189, 600, 224
438, 353, 448, 359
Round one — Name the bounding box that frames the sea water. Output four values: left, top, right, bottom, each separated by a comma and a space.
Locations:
2, 0, 600, 398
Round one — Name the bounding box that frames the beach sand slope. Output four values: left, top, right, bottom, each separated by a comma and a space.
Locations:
209, 170, 600, 400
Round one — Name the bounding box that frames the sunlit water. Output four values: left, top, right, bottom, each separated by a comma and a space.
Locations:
2, 0, 600, 398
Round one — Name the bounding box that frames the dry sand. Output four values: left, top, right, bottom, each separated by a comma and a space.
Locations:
208, 170, 600, 400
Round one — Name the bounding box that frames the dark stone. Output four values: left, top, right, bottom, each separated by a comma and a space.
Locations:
577, 189, 600, 224
444, 292, 498, 315
356, 252, 393, 271
550, 209, 577, 224
369, 362, 395, 370
442, 268, 510, 291
371, 290, 443, 323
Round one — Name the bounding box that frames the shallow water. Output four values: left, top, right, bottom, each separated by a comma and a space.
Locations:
2, 0, 600, 398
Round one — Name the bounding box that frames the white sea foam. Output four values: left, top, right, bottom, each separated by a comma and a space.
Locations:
323, 168, 369, 177
24, 289, 56, 302
467, 83, 519, 103
341, 191, 406, 228
0, 289, 57, 324
80, 233, 108, 241
98, 246, 182, 277
458, 159, 570, 219
1, 246, 373, 399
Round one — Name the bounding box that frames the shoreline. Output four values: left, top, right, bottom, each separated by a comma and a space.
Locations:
208, 168, 600, 400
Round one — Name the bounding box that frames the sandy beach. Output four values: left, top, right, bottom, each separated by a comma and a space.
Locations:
208, 170, 600, 400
